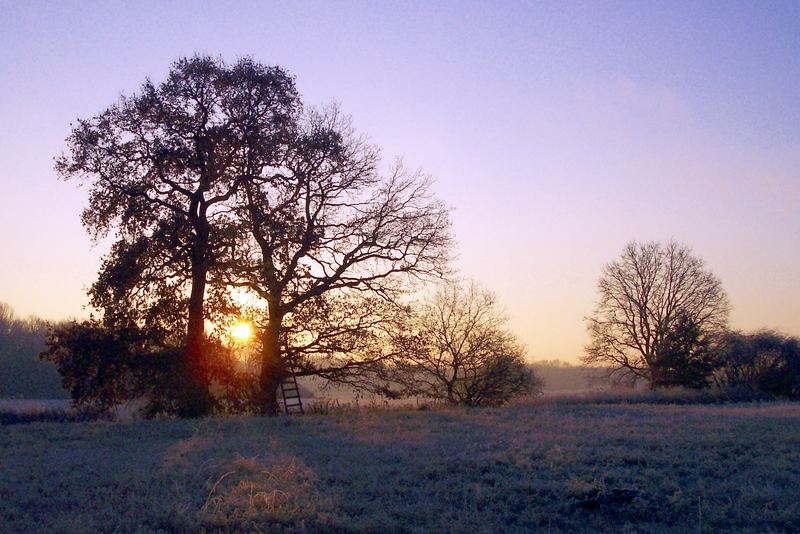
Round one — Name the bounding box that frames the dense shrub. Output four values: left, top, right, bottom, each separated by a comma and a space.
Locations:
651, 313, 717, 389
715, 330, 800, 398
41, 320, 257, 417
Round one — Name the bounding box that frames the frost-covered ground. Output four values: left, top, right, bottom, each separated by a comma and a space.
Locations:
2, 402, 799, 533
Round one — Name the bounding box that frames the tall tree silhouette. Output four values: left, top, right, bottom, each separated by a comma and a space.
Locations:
225, 108, 452, 413
56, 56, 299, 416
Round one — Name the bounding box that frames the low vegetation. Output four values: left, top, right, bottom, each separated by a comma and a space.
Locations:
2, 401, 799, 533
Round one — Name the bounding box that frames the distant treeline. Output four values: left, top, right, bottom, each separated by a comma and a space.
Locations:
0, 303, 66, 399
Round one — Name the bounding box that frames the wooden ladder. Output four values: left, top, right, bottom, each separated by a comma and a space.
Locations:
279, 373, 304, 415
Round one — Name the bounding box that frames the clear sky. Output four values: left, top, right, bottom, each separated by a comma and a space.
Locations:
1, 0, 798, 362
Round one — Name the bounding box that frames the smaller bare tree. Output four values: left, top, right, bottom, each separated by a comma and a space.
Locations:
394, 282, 540, 406
584, 241, 730, 388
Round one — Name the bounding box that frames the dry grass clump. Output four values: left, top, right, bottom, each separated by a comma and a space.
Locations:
199, 454, 330, 530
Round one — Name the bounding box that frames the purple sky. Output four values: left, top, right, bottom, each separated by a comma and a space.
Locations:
1, 0, 798, 361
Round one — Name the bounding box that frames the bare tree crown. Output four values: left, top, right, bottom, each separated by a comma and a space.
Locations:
584, 241, 730, 384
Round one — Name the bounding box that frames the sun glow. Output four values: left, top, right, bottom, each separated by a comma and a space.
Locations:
231, 322, 253, 342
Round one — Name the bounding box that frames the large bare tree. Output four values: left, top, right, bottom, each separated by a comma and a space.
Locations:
584, 241, 730, 387
224, 107, 453, 413
56, 56, 299, 415
393, 282, 539, 406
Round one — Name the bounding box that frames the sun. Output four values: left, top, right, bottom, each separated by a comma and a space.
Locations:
231, 322, 253, 342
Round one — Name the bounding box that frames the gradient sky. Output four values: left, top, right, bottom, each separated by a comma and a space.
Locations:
1, 0, 798, 362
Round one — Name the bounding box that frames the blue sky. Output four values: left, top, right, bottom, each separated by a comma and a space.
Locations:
1, 0, 798, 360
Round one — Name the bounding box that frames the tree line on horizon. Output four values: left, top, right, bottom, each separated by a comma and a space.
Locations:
10, 56, 797, 416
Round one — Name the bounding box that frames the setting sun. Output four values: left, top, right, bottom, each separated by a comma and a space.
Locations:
231, 322, 253, 341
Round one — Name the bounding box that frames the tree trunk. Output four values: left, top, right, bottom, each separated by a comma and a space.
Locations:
180, 221, 212, 417
257, 303, 285, 415
649, 365, 663, 390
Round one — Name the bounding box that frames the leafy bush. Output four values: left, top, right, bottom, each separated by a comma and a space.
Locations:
651, 313, 717, 389
715, 330, 800, 398
41, 320, 258, 417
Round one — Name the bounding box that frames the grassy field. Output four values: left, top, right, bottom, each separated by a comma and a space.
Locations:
2, 402, 799, 533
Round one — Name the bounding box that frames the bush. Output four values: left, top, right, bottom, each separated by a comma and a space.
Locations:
651, 313, 717, 389
715, 330, 800, 398
41, 320, 258, 417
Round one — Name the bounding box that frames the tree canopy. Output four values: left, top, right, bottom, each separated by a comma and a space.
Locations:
584, 241, 730, 388
52, 55, 452, 415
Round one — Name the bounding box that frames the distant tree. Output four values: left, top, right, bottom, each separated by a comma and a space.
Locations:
650, 312, 717, 389
55, 56, 300, 416
223, 107, 452, 413
715, 330, 800, 398
393, 282, 540, 406
584, 241, 730, 388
